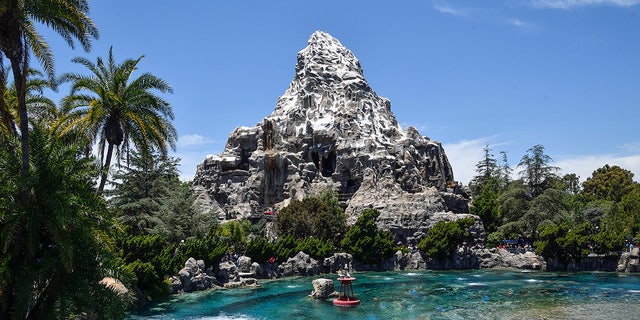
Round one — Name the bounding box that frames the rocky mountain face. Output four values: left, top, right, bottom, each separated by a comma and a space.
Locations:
192, 31, 480, 243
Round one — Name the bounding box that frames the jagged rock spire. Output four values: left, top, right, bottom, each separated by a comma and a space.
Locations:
295, 31, 366, 88
272, 31, 403, 147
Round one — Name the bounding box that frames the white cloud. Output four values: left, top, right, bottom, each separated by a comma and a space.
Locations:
443, 138, 490, 184
531, 0, 640, 9
173, 134, 220, 181
178, 134, 215, 147
554, 153, 640, 182
433, 3, 468, 16
506, 18, 538, 30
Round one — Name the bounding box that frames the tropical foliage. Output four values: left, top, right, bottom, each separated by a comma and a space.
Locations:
1, 0, 639, 315
0, 124, 125, 318
58, 47, 176, 192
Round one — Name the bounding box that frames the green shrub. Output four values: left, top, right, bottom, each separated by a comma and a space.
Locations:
418, 218, 475, 259
296, 237, 334, 260
341, 209, 396, 265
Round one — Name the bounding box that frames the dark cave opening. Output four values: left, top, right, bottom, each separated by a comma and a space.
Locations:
321, 151, 336, 177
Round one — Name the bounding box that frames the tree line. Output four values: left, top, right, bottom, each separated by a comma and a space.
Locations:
468, 144, 640, 263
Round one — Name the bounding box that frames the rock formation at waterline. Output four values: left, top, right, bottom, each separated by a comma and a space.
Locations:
192, 31, 480, 242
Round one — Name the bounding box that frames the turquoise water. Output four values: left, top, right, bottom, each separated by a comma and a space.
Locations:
129, 270, 640, 319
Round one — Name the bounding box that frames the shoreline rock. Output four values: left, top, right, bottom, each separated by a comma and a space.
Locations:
169, 248, 638, 295
309, 278, 335, 299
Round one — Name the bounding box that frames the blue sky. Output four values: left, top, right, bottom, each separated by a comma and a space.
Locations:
41, 0, 640, 183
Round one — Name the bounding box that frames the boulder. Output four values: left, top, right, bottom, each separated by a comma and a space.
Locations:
250, 262, 262, 275
279, 251, 320, 277
474, 248, 546, 271
260, 261, 282, 279
173, 257, 218, 293
218, 261, 239, 283
237, 255, 253, 273
617, 247, 640, 272
393, 251, 427, 270
322, 253, 353, 274
310, 278, 335, 299
223, 277, 259, 288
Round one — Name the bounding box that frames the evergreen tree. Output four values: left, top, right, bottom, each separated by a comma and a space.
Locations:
517, 144, 559, 198
560, 173, 581, 195
470, 186, 501, 234
469, 145, 499, 195
418, 218, 475, 259
499, 151, 512, 190
108, 150, 209, 242
497, 180, 529, 238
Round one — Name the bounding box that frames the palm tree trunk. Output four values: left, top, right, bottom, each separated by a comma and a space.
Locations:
14, 48, 29, 179
98, 142, 115, 193
2, 45, 29, 320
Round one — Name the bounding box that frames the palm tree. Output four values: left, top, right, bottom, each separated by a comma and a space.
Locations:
0, 4, 97, 316
59, 47, 177, 193
2, 68, 58, 126
0, 124, 125, 319
0, 0, 98, 176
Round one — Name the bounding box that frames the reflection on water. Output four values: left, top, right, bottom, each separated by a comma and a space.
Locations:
128, 270, 640, 320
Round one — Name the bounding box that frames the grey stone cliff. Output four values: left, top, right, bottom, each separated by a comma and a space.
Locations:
192, 31, 477, 241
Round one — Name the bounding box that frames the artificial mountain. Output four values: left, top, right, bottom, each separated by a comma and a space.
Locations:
192, 31, 482, 243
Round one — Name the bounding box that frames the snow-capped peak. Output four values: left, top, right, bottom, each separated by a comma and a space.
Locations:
270, 31, 407, 148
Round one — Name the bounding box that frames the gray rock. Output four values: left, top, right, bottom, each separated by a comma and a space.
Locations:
310, 278, 335, 299
279, 251, 320, 277
617, 247, 640, 272
173, 257, 218, 293
191, 31, 476, 242
217, 261, 239, 283
184, 257, 198, 275
392, 251, 426, 270
322, 253, 353, 274
223, 277, 259, 288
237, 255, 252, 273
474, 248, 546, 271
250, 262, 262, 275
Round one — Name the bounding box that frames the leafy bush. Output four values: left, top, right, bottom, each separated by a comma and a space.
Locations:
245, 237, 275, 264
246, 235, 335, 263
296, 237, 334, 260
276, 191, 346, 245
486, 231, 505, 248
341, 209, 396, 265
418, 218, 475, 259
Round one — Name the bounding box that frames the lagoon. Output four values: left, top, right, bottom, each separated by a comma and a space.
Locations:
128, 270, 640, 319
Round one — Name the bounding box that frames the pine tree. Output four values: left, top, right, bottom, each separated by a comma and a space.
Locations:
469, 145, 500, 195
517, 144, 559, 198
